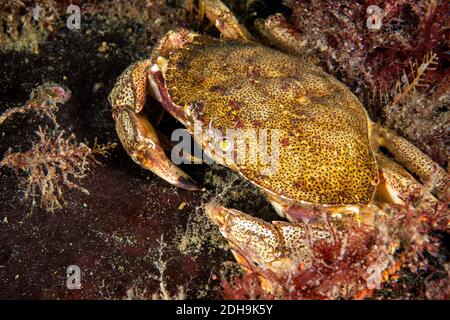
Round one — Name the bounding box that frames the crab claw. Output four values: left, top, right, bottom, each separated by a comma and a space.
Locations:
205, 202, 380, 296
134, 136, 201, 191
113, 110, 201, 191
205, 202, 341, 277
109, 60, 201, 191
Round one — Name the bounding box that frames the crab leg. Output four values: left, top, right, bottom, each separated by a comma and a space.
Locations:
375, 153, 438, 204
205, 202, 341, 277
254, 13, 307, 56
206, 202, 382, 296
374, 124, 447, 198
109, 60, 200, 190
202, 0, 255, 41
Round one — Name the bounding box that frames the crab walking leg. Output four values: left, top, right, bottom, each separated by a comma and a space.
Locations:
375, 125, 447, 198
202, 0, 255, 41
254, 14, 307, 57
205, 202, 339, 277
109, 60, 200, 190
375, 153, 437, 204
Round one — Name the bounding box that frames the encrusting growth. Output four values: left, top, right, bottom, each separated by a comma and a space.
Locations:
388, 52, 439, 108
1, 127, 116, 213
0, 82, 71, 126
1, 82, 115, 213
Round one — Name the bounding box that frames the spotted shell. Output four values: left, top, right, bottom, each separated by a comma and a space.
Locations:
164, 35, 379, 205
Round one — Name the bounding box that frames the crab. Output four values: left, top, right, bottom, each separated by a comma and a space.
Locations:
109, 0, 447, 295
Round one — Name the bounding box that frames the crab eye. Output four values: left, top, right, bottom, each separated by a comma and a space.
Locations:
218, 138, 233, 152
183, 104, 191, 116
156, 56, 168, 73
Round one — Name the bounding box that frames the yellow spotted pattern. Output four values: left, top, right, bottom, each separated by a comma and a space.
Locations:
215, 206, 350, 271
164, 36, 379, 205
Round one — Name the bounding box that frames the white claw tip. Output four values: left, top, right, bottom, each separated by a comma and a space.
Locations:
151, 64, 160, 72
